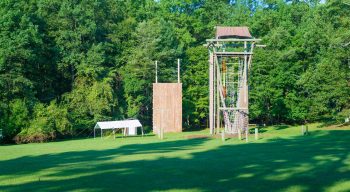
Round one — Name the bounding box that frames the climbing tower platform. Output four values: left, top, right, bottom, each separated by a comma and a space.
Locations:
206, 26, 261, 135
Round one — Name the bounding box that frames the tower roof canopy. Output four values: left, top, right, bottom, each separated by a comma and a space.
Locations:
216, 26, 252, 39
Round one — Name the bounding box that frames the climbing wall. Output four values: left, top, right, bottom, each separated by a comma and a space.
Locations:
153, 83, 182, 133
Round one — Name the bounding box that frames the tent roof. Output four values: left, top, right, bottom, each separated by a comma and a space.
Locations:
216, 26, 252, 39
94, 120, 142, 129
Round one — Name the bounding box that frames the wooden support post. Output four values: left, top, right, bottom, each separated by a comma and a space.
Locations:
305, 125, 309, 135
221, 131, 225, 142
157, 126, 161, 139
213, 54, 216, 135
159, 109, 164, 140
255, 128, 258, 140
245, 127, 248, 142
209, 51, 214, 134
160, 112, 164, 140
238, 128, 242, 140
216, 54, 220, 135
159, 110, 164, 140
244, 42, 248, 110
301, 125, 309, 135
301, 125, 305, 135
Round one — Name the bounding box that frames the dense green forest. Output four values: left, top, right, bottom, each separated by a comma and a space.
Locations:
0, 0, 349, 143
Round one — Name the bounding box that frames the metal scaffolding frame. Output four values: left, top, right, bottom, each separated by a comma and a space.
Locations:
207, 38, 261, 135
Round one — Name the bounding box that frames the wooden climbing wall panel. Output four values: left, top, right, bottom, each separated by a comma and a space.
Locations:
153, 83, 182, 133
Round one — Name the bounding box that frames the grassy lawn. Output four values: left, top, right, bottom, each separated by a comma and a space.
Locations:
1, 124, 350, 192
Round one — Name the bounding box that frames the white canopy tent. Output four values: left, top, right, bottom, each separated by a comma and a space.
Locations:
94, 119, 144, 139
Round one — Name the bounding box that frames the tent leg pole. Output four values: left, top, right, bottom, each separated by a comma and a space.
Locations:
101, 129, 102, 139
142, 127, 144, 137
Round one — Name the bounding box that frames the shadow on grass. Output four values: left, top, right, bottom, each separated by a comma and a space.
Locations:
273, 125, 289, 130
1, 130, 350, 192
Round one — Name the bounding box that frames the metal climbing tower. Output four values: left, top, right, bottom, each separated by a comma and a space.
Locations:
207, 26, 261, 135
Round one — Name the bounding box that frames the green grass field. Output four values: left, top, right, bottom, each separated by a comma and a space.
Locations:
1, 124, 350, 192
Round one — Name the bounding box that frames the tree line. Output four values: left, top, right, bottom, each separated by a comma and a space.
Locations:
0, 0, 349, 143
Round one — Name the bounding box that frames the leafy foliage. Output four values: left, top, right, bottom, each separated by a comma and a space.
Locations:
0, 0, 349, 143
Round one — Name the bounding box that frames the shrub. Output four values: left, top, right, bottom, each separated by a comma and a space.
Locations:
15, 102, 71, 143
1, 99, 30, 143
